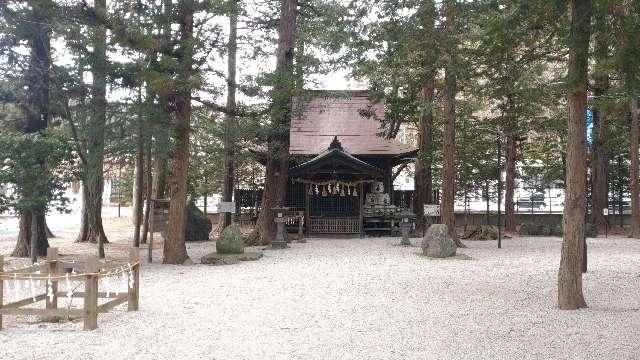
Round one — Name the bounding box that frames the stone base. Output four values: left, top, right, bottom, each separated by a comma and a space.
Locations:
418, 252, 474, 261
271, 240, 288, 249
200, 251, 263, 266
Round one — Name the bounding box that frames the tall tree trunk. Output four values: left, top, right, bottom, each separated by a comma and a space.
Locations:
133, 87, 145, 247
413, 0, 436, 229
141, 139, 153, 244
13, 210, 47, 258
558, 0, 591, 310
485, 182, 490, 225
248, 0, 298, 246
589, 24, 610, 227
75, 0, 109, 258
153, 129, 169, 199
152, 0, 172, 202
617, 155, 624, 228
504, 133, 517, 232
221, 1, 238, 230
163, 3, 194, 264
76, 188, 89, 242
14, 2, 52, 260
440, 0, 460, 246
629, 98, 640, 237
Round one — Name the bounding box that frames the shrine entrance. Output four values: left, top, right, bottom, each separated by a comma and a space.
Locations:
289, 137, 381, 235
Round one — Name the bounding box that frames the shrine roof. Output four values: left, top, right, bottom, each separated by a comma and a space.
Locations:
289, 136, 383, 178
290, 90, 416, 157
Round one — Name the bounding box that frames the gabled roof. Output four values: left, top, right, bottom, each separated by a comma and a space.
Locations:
289, 90, 417, 156
289, 137, 382, 178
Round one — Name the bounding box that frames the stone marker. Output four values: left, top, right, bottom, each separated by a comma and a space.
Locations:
216, 224, 244, 254
422, 224, 457, 258
185, 201, 212, 241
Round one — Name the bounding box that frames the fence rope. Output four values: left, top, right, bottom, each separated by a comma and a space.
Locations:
0, 260, 140, 281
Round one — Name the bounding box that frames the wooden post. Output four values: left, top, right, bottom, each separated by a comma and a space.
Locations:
297, 211, 305, 243
359, 183, 364, 238
148, 199, 155, 263
128, 247, 140, 311
45, 247, 59, 322
304, 184, 311, 237
83, 255, 98, 330
0, 255, 4, 330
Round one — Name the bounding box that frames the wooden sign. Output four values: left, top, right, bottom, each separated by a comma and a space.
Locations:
217, 201, 236, 214
423, 204, 441, 217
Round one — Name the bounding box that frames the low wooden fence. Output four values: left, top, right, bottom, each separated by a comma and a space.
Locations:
0, 247, 140, 331
309, 217, 360, 234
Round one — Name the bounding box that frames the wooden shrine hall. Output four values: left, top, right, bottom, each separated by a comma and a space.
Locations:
283, 90, 417, 235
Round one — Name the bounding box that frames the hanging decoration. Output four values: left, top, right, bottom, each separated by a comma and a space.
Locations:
65, 273, 73, 306
128, 264, 134, 289
47, 274, 54, 302
1, 260, 139, 306
290, 178, 376, 197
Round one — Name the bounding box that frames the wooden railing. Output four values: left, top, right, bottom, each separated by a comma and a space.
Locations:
0, 247, 140, 331
309, 217, 361, 234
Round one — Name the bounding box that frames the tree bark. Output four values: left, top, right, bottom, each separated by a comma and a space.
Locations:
504, 133, 517, 232
153, 126, 169, 200
163, 2, 194, 264
558, 0, 591, 310
629, 98, 640, 237
141, 139, 153, 244
589, 27, 610, 227
440, 0, 460, 246
133, 87, 145, 248
222, 1, 238, 230
414, 81, 435, 230
414, 2, 437, 229
75, 0, 109, 258
12, 210, 48, 259
14, 2, 52, 260
248, 0, 298, 246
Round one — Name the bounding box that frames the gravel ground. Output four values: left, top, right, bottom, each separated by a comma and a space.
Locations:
1, 227, 639, 359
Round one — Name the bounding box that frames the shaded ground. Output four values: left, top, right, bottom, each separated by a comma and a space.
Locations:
0, 214, 639, 360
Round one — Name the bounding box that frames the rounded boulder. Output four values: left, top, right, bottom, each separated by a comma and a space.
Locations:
422, 224, 457, 258
216, 224, 245, 254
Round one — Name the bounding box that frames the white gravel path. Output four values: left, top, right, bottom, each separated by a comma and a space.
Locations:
1, 235, 639, 360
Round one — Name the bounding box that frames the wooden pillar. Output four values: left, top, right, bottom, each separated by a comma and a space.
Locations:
148, 199, 155, 264
359, 183, 364, 238
128, 247, 140, 311
0, 255, 4, 330
304, 184, 310, 237
45, 247, 59, 322
297, 211, 305, 242
83, 255, 98, 330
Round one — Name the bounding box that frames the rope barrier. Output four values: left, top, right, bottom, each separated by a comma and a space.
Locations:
0, 260, 141, 281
